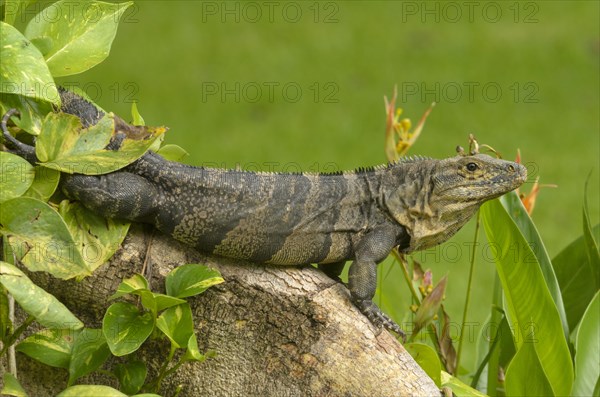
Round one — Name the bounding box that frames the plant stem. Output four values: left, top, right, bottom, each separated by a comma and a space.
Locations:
394, 249, 420, 303
394, 250, 420, 342
456, 210, 481, 372
487, 275, 504, 396
0, 315, 34, 358
161, 356, 185, 379
395, 251, 441, 350
471, 310, 504, 388
151, 343, 177, 392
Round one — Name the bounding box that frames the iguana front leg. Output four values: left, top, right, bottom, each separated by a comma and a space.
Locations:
349, 225, 406, 340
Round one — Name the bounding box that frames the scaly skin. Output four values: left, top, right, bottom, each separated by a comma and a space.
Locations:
1, 91, 527, 339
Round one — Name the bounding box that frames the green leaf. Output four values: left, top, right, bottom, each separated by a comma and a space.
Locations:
441, 371, 487, 397
114, 360, 147, 395
16, 328, 76, 368
165, 264, 224, 298
182, 333, 207, 363
152, 293, 187, 312
405, 343, 441, 387
0, 22, 60, 104
583, 179, 600, 290
0, 261, 83, 329
157, 144, 189, 162
24, 0, 133, 77
22, 166, 60, 201
0, 197, 90, 279
138, 290, 186, 316
500, 191, 569, 338
130, 102, 145, 126
552, 224, 600, 330
481, 199, 574, 396
35, 111, 109, 166
103, 302, 154, 356
29, 36, 52, 56
0, 151, 35, 203
572, 291, 600, 397
1, 372, 28, 397
135, 289, 159, 316
59, 200, 130, 274
68, 328, 111, 385
110, 274, 185, 316
156, 303, 194, 349
35, 112, 166, 175
110, 274, 149, 300
505, 337, 555, 397
57, 385, 127, 397
0, 93, 52, 135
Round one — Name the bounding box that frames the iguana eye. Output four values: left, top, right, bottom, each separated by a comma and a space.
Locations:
466, 162, 478, 172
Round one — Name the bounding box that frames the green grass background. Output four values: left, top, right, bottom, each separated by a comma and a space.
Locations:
55, 0, 598, 374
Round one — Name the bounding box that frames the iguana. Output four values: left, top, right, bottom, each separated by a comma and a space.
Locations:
1, 90, 527, 338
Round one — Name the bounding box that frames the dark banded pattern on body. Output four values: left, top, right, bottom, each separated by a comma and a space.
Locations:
127, 153, 389, 266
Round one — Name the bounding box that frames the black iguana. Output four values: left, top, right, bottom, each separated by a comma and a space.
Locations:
1, 90, 527, 338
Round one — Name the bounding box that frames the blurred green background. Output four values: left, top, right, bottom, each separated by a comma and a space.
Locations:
51, 0, 598, 373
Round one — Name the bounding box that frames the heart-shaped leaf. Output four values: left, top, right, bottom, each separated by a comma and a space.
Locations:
103, 302, 154, 356
166, 264, 223, 298
24, 0, 133, 77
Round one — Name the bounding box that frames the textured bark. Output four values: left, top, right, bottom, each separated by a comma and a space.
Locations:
2, 225, 440, 397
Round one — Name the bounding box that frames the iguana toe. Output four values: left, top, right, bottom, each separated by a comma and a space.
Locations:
355, 299, 406, 342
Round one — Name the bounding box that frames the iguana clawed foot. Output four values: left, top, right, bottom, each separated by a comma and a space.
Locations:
354, 299, 406, 342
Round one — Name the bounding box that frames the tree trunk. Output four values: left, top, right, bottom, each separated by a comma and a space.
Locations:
3, 225, 440, 397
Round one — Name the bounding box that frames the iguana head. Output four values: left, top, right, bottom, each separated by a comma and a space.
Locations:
431, 154, 527, 202
382, 154, 527, 252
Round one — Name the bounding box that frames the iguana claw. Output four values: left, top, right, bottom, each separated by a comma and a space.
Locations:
355, 300, 406, 342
